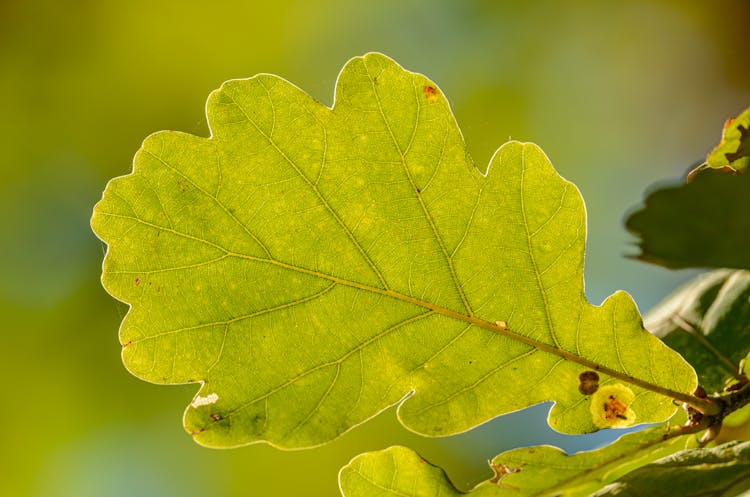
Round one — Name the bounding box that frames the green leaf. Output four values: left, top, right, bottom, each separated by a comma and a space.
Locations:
340, 446, 467, 497
339, 426, 696, 497
591, 441, 750, 497
699, 106, 750, 175
91, 53, 696, 449
645, 269, 750, 393
625, 106, 750, 270
625, 168, 750, 270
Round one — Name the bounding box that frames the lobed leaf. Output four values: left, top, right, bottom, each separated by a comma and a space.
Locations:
91, 53, 695, 449
339, 426, 696, 497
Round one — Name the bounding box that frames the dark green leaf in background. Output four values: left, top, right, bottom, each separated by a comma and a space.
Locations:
645, 269, 750, 393
625, 169, 750, 271
591, 441, 750, 497
625, 106, 750, 271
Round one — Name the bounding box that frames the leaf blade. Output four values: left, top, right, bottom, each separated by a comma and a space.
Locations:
92, 53, 696, 448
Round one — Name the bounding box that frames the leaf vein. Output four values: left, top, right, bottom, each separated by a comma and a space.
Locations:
221, 311, 435, 421
222, 87, 389, 289
107, 254, 230, 275
520, 146, 561, 348
365, 59, 473, 316
129, 282, 337, 344
144, 150, 272, 257
284, 363, 341, 441
411, 347, 537, 416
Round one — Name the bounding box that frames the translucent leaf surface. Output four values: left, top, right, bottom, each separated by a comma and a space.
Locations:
646, 269, 750, 393
591, 441, 750, 497
700, 106, 750, 175
91, 53, 695, 448
339, 426, 695, 497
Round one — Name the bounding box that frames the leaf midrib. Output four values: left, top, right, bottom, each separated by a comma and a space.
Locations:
99, 209, 689, 405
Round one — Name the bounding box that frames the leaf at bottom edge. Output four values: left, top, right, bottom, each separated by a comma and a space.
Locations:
591, 440, 750, 497
339, 424, 696, 497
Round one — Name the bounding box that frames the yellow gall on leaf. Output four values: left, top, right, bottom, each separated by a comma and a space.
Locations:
590, 384, 636, 428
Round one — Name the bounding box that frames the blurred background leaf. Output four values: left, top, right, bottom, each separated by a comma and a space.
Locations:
626, 169, 750, 270
1, 0, 749, 495
625, 104, 750, 271
645, 269, 750, 393
591, 441, 750, 497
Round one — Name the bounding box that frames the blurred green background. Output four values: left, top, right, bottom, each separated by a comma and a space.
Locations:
1, 0, 748, 495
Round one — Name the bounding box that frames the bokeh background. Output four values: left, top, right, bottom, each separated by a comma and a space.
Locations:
2, 0, 749, 495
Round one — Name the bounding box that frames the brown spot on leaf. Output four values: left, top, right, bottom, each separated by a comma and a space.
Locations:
135, 278, 140, 286
210, 413, 221, 422
122, 340, 132, 347
423, 85, 439, 103
578, 370, 599, 395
